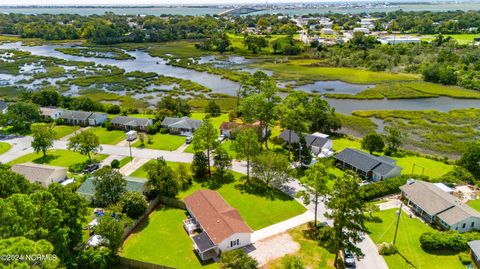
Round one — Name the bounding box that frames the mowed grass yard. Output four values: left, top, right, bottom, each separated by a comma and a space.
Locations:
88, 127, 126, 145
367, 209, 465, 269
120, 206, 219, 269
0, 142, 12, 155
131, 162, 306, 230
53, 125, 79, 139
255, 59, 420, 84
468, 199, 480, 212
8, 149, 107, 167
184, 113, 229, 153
133, 133, 186, 151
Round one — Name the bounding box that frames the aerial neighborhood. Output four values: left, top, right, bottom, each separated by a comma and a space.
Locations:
1, 3, 480, 269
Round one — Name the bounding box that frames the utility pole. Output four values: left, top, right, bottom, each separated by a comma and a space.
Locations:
393, 203, 403, 245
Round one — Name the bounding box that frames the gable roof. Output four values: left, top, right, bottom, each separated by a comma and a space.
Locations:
161, 117, 201, 130
400, 180, 480, 225
111, 116, 151, 127
184, 190, 252, 245
89, 112, 107, 120
468, 240, 480, 258
334, 148, 401, 176
77, 176, 147, 199
40, 107, 62, 116
61, 110, 93, 121
279, 129, 330, 148
12, 163, 67, 185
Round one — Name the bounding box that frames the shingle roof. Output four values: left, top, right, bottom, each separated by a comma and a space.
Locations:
89, 112, 107, 119
61, 110, 93, 121
334, 148, 401, 176
161, 117, 201, 130
184, 190, 253, 245
279, 129, 330, 148
111, 116, 151, 127
468, 240, 480, 258
12, 163, 66, 185
77, 176, 147, 199
400, 180, 480, 225
40, 107, 61, 116
0, 100, 7, 111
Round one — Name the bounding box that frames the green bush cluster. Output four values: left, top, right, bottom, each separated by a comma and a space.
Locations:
378, 242, 397, 256
420, 230, 480, 252
359, 175, 429, 201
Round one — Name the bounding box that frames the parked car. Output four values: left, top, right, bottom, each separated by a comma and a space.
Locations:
185, 136, 193, 144
344, 251, 356, 268
218, 134, 226, 142
82, 163, 99, 174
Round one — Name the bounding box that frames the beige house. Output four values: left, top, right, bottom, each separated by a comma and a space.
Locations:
12, 163, 67, 187
401, 180, 480, 233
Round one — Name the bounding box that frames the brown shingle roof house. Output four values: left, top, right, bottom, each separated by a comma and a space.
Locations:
12, 162, 67, 187
183, 190, 253, 261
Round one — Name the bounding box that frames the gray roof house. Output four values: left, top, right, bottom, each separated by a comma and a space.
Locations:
468, 240, 480, 267
12, 163, 67, 187
279, 130, 333, 154
400, 180, 480, 233
334, 148, 402, 181
111, 116, 153, 132
161, 116, 202, 136
77, 176, 147, 201
0, 100, 8, 114
61, 110, 107, 126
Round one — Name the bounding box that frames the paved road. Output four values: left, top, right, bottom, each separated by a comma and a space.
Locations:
0, 135, 388, 269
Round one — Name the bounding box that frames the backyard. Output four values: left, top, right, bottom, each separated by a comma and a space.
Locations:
367, 209, 466, 269
8, 149, 107, 167
130, 162, 306, 230
120, 206, 219, 269
88, 127, 126, 145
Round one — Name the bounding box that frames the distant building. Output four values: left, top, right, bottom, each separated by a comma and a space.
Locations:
468, 240, 480, 268
61, 110, 107, 126
12, 163, 67, 187
401, 180, 480, 233
320, 28, 336, 35
334, 148, 402, 181
379, 36, 421, 45
161, 116, 202, 136
219, 121, 265, 139
279, 130, 333, 156
360, 18, 376, 30
183, 190, 253, 261
353, 27, 370, 34
111, 116, 153, 132
0, 100, 8, 114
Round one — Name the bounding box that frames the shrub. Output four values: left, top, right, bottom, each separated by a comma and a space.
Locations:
360, 175, 430, 201
110, 159, 120, 169
419, 231, 480, 252
378, 242, 397, 255
159, 127, 169, 134
458, 252, 472, 265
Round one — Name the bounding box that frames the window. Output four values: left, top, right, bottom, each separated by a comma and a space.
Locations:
230, 239, 240, 248
462, 223, 466, 229
472, 222, 475, 228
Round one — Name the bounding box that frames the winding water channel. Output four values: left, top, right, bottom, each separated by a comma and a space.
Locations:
1, 42, 479, 114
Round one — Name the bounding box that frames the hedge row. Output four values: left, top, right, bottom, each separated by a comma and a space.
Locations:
359, 175, 429, 201
420, 230, 480, 252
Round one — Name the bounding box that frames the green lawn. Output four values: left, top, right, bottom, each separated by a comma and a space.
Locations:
190, 113, 229, 130
133, 133, 186, 151
9, 149, 107, 167
266, 225, 335, 269
367, 209, 465, 269
0, 142, 12, 155
88, 127, 126, 145
468, 199, 480, 212
332, 138, 362, 152
119, 156, 132, 168
53, 125, 80, 139
421, 34, 480, 45
120, 206, 218, 269
255, 59, 420, 84
131, 161, 306, 230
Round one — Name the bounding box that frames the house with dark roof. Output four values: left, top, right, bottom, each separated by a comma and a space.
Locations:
77, 176, 147, 201
61, 110, 107, 126
280, 130, 333, 155
401, 180, 480, 233
12, 163, 67, 187
161, 116, 202, 136
334, 148, 402, 181
111, 116, 153, 132
183, 190, 253, 261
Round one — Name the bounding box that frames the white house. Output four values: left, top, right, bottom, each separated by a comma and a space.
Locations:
353, 27, 370, 34
0, 100, 8, 114
379, 36, 421, 45
183, 190, 253, 261
279, 130, 333, 156
161, 116, 202, 136
12, 163, 68, 187
400, 180, 480, 233
40, 107, 63, 120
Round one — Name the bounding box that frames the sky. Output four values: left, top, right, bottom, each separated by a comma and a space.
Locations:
0, 0, 367, 6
